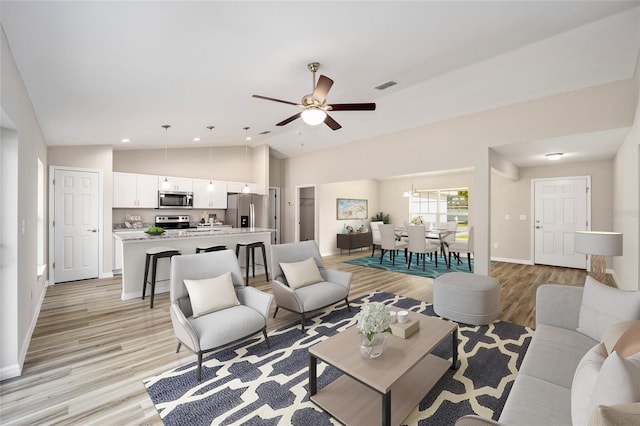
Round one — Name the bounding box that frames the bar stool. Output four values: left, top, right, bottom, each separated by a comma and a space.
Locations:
195, 245, 226, 253
235, 242, 269, 285
142, 246, 181, 308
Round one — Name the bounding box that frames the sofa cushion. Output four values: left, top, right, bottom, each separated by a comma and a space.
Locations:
577, 276, 640, 341
279, 257, 324, 289
189, 304, 265, 349
612, 321, 640, 358
519, 324, 597, 389
499, 374, 572, 425
571, 343, 608, 426
295, 281, 348, 312
183, 272, 240, 318
587, 352, 640, 415
588, 403, 640, 426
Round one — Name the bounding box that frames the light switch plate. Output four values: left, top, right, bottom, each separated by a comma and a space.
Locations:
520, 215, 527, 220
505, 214, 510, 220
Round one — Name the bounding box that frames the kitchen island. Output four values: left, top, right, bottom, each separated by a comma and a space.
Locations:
114, 227, 273, 300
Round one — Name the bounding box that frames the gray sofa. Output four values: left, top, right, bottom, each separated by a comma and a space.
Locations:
456, 283, 640, 425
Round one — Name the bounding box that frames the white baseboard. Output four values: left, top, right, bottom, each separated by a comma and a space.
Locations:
0, 364, 22, 381
100, 271, 114, 279
490, 257, 534, 265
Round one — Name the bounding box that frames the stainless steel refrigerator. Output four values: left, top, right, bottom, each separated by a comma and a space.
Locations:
226, 194, 265, 228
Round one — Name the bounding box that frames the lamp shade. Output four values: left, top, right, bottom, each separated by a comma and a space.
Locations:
301, 108, 327, 125
574, 231, 623, 256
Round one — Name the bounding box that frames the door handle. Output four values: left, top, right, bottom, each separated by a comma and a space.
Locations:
87, 229, 98, 232
535, 226, 542, 229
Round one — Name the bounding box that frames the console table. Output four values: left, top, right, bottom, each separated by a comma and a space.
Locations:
337, 232, 372, 255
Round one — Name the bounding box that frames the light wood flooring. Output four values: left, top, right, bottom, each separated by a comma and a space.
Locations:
0, 251, 602, 425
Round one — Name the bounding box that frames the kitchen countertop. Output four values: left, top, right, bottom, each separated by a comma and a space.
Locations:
114, 227, 274, 242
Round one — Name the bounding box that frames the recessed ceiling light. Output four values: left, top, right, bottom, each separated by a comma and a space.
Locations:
121, 138, 130, 143
193, 137, 201, 142
545, 153, 563, 161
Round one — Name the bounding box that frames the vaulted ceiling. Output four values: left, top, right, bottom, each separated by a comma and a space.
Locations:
1, 1, 638, 164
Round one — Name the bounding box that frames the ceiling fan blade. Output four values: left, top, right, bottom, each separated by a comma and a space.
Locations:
312, 75, 334, 104
252, 94, 299, 106
324, 114, 342, 131
328, 103, 376, 111
276, 112, 301, 127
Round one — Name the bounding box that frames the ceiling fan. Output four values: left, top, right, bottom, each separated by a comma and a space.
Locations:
252, 62, 376, 131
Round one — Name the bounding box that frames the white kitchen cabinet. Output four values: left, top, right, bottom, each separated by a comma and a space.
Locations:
158, 176, 193, 192
227, 181, 258, 194
193, 179, 228, 209
113, 234, 123, 272
113, 172, 158, 208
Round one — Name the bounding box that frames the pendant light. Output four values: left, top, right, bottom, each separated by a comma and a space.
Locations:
161, 124, 171, 190
206, 125, 215, 191
402, 175, 419, 197
243, 139, 250, 193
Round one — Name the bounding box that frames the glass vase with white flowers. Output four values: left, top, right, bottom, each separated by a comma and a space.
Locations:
356, 302, 392, 358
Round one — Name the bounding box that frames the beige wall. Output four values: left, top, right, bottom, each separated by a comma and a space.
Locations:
491, 160, 614, 263
48, 146, 115, 278
113, 145, 258, 183
280, 79, 635, 276
317, 179, 379, 255
612, 52, 640, 290
1, 25, 49, 379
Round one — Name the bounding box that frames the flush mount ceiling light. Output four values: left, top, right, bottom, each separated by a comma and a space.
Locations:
120, 138, 130, 143
161, 124, 171, 189
193, 137, 201, 142
206, 125, 215, 191
545, 152, 563, 161
301, 108, 327, 126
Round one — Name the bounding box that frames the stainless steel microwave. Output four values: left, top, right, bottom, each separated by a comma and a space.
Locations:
158, 191, 193, 209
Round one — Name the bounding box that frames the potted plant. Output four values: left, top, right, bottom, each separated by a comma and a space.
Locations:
371, 211, 390, 224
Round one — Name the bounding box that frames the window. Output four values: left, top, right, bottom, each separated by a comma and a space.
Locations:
410, 188, 469, 230
37, 158, 46, 276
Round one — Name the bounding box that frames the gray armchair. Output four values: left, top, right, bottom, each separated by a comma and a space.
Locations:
170, 249, 273, 381
270, 241, 352, 331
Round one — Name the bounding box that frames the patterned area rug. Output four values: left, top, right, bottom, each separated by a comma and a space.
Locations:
145, 292, 533, 425
344, 251, 474, 280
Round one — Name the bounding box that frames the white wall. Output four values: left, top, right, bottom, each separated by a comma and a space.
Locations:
1, 26, 49, 380
612, 53, 640, 290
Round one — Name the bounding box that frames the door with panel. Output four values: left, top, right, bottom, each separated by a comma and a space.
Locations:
533, 177, 589, 268
54, 169, 100, 283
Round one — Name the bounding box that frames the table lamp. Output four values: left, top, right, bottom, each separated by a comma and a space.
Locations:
574, 231, 623, 283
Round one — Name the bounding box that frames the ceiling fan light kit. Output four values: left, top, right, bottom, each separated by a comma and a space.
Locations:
252, 61, 375, 131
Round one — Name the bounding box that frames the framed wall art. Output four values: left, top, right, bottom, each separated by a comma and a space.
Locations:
336, 198, 368, 220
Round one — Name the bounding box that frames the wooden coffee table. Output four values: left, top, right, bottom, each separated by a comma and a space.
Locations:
309, 311, 459, 426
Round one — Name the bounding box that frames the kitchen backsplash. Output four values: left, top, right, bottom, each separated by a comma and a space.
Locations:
112, 208, 227, 227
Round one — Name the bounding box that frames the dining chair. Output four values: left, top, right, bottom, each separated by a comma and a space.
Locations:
441, 221, 458, 261
369, 221, 384, 257
448, 226, 474, 270
379, 224, 408, 266
406, 225, 439, 271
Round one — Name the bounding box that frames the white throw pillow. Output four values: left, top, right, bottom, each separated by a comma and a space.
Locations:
279, 257, 324, 289
577, 276, 640, 341
183, 272, 240, 318
587, 352, 640, 419
571, 343, 608, 426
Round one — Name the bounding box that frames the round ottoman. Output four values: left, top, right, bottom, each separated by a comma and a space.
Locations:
433, 272, 501, 325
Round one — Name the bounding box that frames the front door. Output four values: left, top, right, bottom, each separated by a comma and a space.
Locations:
533, 177, 589, 268
54, 169, 100, 283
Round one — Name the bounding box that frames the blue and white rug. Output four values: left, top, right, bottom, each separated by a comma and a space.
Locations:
144, 292, 533, 425
344, 251, 476, 280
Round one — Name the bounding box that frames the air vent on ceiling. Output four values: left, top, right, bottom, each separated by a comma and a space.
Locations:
259, 130, 271, 135
374, 80, 397, 90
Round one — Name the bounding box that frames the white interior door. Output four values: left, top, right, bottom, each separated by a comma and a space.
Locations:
533, 177, 589, 268
54, 169, 100, 283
